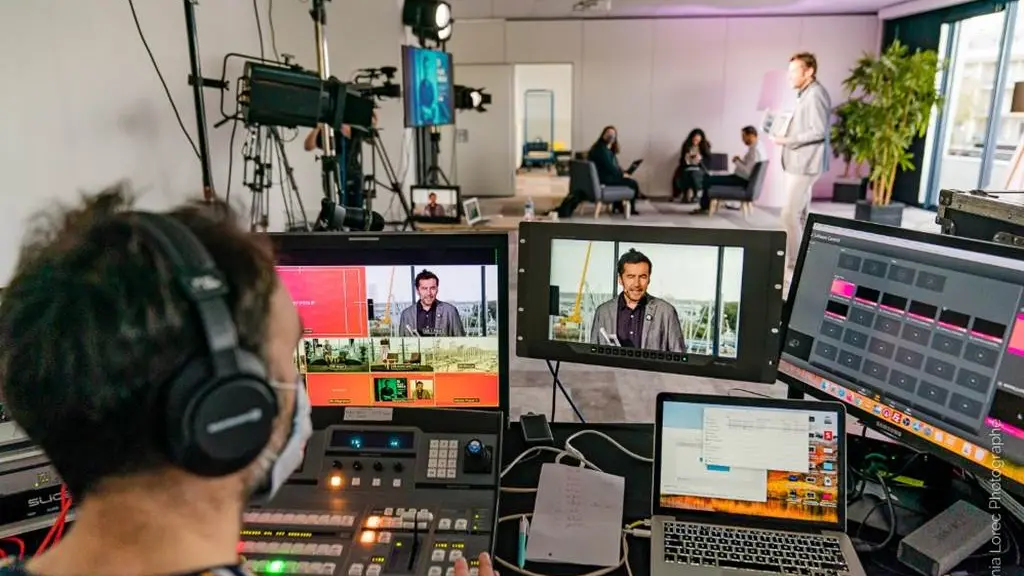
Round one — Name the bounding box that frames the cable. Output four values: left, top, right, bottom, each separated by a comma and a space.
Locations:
564, 430, 653, 464
493, 513, 638, 576
853, 471, 897, 553
126, 0, 200, 160
267, 0, 282, 61
0, 537, 24, 559
727, 388, 772, 398
252, 0, 266, 59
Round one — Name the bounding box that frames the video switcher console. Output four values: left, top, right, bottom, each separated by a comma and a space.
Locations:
242, 407, 503, 576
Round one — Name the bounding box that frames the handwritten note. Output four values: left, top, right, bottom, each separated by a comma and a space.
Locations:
525, 463, 625, 567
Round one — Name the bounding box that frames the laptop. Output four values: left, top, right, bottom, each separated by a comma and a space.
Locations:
463, 198, 491, 226
652, 393, 866, 576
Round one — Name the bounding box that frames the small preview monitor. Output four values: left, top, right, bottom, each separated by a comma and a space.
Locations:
272, 232, 510, 414
411, 185, 461, 223
516, 222, 787, 383
402, 45, 455, 128
779, 215, 1024, 498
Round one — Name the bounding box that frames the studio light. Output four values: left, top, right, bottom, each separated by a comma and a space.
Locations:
403, 0, 453, 42
454, 85, 492, 112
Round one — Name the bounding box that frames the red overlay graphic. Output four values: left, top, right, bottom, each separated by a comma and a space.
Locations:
278, 266, 368, 338
306, 373, 499, 408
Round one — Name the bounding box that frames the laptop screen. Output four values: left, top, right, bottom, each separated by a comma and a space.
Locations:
658, 400, 841, 525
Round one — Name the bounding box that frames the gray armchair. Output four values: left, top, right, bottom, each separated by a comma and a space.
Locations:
706, 161, 768, 216
568, 160, 636, 218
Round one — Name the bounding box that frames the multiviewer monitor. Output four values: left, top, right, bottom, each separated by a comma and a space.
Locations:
271, 232, 509, 414
516, 222, 787, 382
401, 45, 454, 128
779, 215, 1024, 497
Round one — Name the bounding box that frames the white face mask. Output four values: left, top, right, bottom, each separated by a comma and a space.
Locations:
254, 377, 313, 502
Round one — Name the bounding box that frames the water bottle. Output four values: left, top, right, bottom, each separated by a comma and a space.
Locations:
524, 197, 535, 221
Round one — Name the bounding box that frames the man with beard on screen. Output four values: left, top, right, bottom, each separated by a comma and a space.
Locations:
399, 270, 465, 337
589, 249, 686, 352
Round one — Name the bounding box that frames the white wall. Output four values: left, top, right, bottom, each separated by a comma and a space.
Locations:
514, 64, 574, 168
0, 0, 409, 284
447, 16, 880, 206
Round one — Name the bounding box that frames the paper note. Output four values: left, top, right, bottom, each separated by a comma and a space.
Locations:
525, 463, 625, 567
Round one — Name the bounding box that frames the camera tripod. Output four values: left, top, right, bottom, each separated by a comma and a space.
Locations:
310, 0, 341, 207
423, 129, 452, 186
240, 125, 311, 232
364, 129, 417, 231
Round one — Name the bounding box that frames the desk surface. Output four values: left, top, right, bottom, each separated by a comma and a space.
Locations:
496, 422, 1022, 576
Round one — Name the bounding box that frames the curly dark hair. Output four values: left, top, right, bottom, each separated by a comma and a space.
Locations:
0, 183, 278, 497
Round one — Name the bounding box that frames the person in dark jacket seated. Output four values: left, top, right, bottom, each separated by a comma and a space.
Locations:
587, 126, 640, 215
672, 128, 711, 203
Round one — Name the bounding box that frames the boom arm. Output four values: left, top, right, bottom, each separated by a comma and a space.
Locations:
567, 242, 592, 324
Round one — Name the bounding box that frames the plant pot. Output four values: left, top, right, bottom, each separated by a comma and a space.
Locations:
854, 200, 904, 227
832, 178, 864, 204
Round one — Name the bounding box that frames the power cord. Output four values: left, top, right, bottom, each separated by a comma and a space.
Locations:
496, 430, 654, 575
267, 0, 282, 61
251, 0, 266, 59
126, 0, 201, 161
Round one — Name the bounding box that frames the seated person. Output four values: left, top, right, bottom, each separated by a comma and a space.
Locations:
585, 125, 640, 215
692, 125, 764, 214
672, 128, 711, 203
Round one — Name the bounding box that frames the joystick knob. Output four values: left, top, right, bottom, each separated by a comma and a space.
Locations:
462, 439, 492, 474
373, 461, 383, 472
352, 461, 363, 471
393, 462, 404, 473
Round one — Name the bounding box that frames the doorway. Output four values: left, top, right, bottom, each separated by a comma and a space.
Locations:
513, 63, 574, 207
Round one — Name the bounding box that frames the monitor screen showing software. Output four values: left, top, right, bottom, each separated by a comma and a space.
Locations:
659, 400, 841, 524
277, 258, 501, 408
548, 240, 743, 358
779, 222, 1024, 487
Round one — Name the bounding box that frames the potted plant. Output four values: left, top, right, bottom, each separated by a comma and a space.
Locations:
840, 40, 942, 225
830, 101, 866, 203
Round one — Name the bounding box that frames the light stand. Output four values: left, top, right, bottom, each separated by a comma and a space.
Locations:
363, 130, 417, 230
310, 0, 342, 215
240, 125, 311, 232
415, 127, 452, 186
183, 0, 216, 201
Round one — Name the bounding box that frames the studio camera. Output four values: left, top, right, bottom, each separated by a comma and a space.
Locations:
239, 61, 376, 130
351, 67, 402, 101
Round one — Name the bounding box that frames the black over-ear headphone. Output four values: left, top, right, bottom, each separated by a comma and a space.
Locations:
131, 212, 279, 477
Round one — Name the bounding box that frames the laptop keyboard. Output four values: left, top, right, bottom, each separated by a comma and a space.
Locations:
663, 521, 850, 575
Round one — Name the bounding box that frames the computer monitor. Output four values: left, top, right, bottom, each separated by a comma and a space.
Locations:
779, 215, 1024, 498
271, 232, 509, 414
401, 45, 454, 128
411, 185, 461, 223
516, 222, 787, 383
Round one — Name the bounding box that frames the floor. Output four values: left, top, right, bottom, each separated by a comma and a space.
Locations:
490, 172, 941, 424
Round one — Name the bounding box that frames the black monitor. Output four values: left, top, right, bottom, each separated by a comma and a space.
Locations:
516, 222, 787, 383
270, 232, 510, 415
779, 215, 1024, 498
401, 45, 454, 128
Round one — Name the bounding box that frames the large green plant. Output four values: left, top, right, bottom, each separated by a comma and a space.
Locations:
841, 40, 942, 205
830, 102, 859, 178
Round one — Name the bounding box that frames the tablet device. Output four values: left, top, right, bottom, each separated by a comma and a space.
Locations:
626, 159, 643, 175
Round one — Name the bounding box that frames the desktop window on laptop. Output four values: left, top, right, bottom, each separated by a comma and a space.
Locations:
658, 400, 842, 524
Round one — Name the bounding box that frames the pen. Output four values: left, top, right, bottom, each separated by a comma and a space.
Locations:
518, 516, 529, 569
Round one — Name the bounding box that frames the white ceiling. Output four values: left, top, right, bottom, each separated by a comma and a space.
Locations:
447, 0, 909, 19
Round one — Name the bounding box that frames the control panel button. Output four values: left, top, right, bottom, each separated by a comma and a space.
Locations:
432, 549, 447, 561
427, 469, 437, 478
449, 550, 463, 561
328, 515, 344, 525
348, 563, 365, 576
428, 567, 442, 576
366, 565, 382, 576
384, 507, 394, 516
438, 518, 452, 530
378, 532, 392, 544
352, 461, 363, 471
372, 478, 381, 487
373, 462, 383, 472
445, 567, 455, 576
454, 519, 468, 531
393, 462, 404, 472
351, 478, 361, 487
322, 562, 337, 575
342, 515, 355, 527
393, 479, 402, 487
470, 568, 479, 576
328, 544, 344, 556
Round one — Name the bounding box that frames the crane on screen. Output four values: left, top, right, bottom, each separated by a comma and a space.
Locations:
381, 266, 396, 330
566, 241, 593, 325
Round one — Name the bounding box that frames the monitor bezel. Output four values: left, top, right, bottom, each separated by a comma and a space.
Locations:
778, 214, 1024, 498
401, 45, 456, 129
410, 185, 463, 223
270, 231, 511, 416
653, 392, 848, 533
516, 222, 787, 383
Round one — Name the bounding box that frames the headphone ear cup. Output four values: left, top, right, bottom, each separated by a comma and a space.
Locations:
166, 350, 279, 477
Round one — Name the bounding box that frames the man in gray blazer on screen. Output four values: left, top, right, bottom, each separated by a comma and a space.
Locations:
399, 269, 465, 337
773, 52, 831, 280
589, 250, 686, 353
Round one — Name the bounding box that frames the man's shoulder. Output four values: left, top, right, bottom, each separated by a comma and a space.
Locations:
438, 301, 460, 313
594, 298, 617, 313
648, 296, 679, 316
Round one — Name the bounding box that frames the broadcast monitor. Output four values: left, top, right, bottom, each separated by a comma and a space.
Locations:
272, 232, 509, 414
401, 45, 454, 128
516, 222, 786, 383
779, 215, 1024, 498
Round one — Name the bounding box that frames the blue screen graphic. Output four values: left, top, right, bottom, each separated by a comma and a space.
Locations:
402, 46, 454, 128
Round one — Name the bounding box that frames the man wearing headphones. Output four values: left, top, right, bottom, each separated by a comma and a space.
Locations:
0, 185, 494, 576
